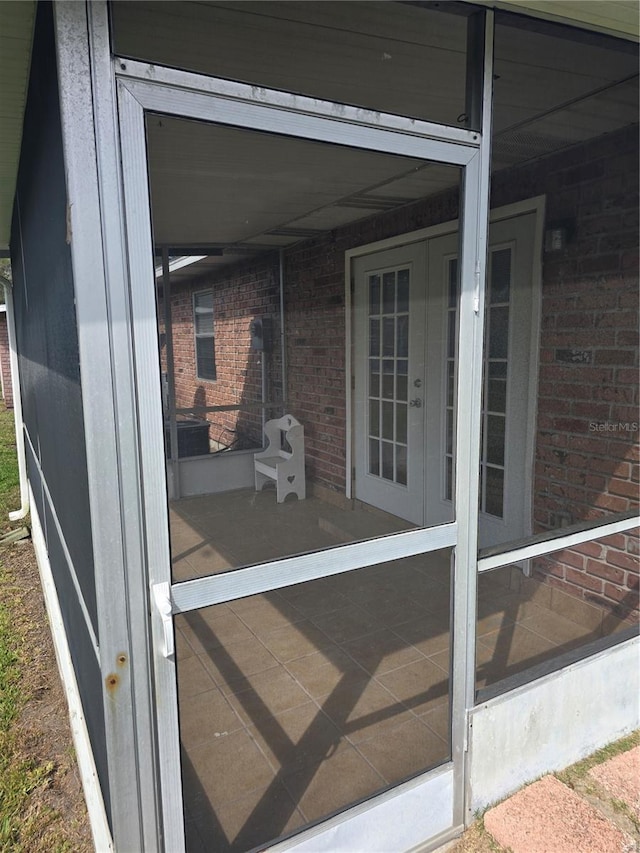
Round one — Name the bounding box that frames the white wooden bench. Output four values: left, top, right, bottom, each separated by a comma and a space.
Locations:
254, 414, 306, 502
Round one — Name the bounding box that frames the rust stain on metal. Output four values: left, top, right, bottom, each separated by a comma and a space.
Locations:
65, 203, 72, 245
105, 673, 119, 693
117, 653, 128, 667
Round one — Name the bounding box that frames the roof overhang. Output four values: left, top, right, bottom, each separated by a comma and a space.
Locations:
471, 0, 639, 42
0, 1, 36, 252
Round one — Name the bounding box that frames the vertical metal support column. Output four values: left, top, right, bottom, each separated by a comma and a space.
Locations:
55, 1, 166, 849
116, 69, 186, 853
162, 248, 181, 498
451, 8, 495, 830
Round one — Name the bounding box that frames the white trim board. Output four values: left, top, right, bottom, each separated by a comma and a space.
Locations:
29, 486, 114, 853
478, 514, 640, 572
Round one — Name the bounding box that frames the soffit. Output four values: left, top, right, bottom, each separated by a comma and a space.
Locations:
472, 0, 639, 42
0, 1, 35, 252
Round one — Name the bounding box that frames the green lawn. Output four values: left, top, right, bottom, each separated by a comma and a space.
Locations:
0, 402, 20, 535
0, 402, 84, 851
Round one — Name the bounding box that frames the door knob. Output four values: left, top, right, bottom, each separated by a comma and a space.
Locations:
413, 378, 423, 388
410, 398, 422, 408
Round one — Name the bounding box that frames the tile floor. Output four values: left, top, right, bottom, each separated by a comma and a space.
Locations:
170, 489, 633, 852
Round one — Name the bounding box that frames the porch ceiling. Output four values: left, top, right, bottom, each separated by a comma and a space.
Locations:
145, 5, 637, 271
0, 2, 637, 256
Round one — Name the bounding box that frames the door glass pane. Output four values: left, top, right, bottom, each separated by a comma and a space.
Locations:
369, 319, 380, 357
369, 439, 380, 476
484, 466, 504, 517
397, 374, 408, 402
382, 272, 396, 314
396, 404, 408, 445
382, 360, 394, 399
489, 248, 511, 304
369, 275, 381, 314
382, 318, 395, 357
486, 415, 505, 466
369, 400, 380, 438
397, 270, 410, 312
396, 446, 408, 485
488, 306, 509, 359
382, 402, 394, 442
488, 379, 506, 414
480, 249, 511, 520
369, 360, 380, 397
444, 256, 458, 504
381, 442, 394, 480
397, 315, 409, 358
176, 551, 452, 851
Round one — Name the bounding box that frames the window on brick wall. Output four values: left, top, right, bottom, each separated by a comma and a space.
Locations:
193, 290, 216, 381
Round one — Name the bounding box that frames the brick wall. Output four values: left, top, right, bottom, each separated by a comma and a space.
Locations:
0, 312, 13, 409
166, 257, 282, 451
533, 527, 639, 624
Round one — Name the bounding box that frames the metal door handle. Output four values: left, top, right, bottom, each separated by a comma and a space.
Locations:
410, 398, 422, 408
152, 582, 175, 660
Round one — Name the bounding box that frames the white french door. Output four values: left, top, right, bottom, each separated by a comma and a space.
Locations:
353, 243, 427, 524
354, 211, 538, 548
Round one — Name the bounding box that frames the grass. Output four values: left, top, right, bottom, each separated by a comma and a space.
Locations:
0, 551, 58, 849
0, 401, 21, 535
0, 402, 79, 851
555, 730, 640, 786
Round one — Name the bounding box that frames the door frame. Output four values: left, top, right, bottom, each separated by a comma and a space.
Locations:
345, 196, 545, 546
111, 14, 495, 851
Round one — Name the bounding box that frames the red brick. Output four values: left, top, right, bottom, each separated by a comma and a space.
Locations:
575, 540, 603, 559
555, 549, 585, 570
615, 367, 640, 384
603, 582, 636, 604
566, 568, 603, 593
592, 493, 629, 513
594, 349, 636, 366
606, 549, 639, 572
585, 558, 625, 585
608, 478, 640, 500
599, 533, 628, 549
